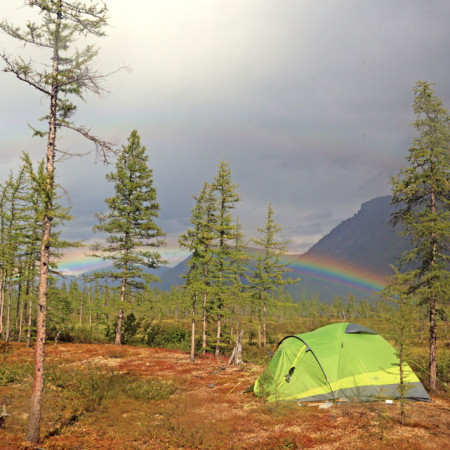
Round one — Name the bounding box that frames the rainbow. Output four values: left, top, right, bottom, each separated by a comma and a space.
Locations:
57, 247, 388, 295
285, 254, 388, 294
56, 246, 191, 276
56, 251, 110, 276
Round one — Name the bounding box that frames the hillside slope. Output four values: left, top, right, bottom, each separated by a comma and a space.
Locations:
304, 195, 409, 275
161, 196, 411, 302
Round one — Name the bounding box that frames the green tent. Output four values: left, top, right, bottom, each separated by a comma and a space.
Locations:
253, 323, 429, 403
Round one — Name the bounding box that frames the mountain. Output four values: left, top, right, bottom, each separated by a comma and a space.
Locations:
282, 195, 411, 302
303, 195, 409, 275
159, 195, 412, 302
60, 196, 411, 303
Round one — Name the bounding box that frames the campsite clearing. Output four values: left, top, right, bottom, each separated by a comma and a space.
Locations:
0, 342, 449, 449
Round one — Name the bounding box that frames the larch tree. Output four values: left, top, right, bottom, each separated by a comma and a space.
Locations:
91, 130, 166, 346
381, 269, 419, 424
211, 161, 240, 357
179, 182, 218, 361
226, 218, 250, 348
249, 203, 298, 347
1, 166, 30, 343
0, 1, 117, 443
390, 81, 449, 392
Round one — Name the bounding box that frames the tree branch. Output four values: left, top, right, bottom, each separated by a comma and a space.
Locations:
57, 122, 119, 163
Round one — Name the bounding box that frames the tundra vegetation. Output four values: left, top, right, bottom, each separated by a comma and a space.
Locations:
0, 1, 448, 447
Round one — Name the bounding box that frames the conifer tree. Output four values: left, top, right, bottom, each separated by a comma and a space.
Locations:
179, 182, 217, 360
390, 81, 449, 392
226, 218, 250, 346
249, 203, 298, 347
211, 161, 240, 356
1, 167, 29, 342
382, 269, 418, 424
92, 130, 166, 345
1, 1, 116, 443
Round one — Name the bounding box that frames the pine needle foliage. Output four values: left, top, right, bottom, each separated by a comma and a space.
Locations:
390, 81, 450, 391
92, 130, 166, 345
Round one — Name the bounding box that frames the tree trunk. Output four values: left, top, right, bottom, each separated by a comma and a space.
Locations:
26, 226, 51, 443
202, 292, 207, 354
263, 303, 267, 348
115, 266, 127, 346
428, 188, 437, 392
5, 282, 12, 342
79, 295, 83, 325
115, 307, 124, 346
88, 282, 92, 326
215, 310, 221, 357
26, 293, 33, 348
18, 296, 24, 343
0, 270, 4, 337
235, 329, 243, 365
15, 279, 23, 336
227, 329, 244, 367
429, 295, 437, 392
190, 293, 196, 363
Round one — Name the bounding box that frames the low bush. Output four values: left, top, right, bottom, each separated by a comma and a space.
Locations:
71, 325, 109, 344
0, 361, 33, 386
146, 323, 188, 350
46, 364, 177, 412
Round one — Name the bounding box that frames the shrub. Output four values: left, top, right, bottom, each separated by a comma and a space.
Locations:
105, 313, 145, 345
146, 324, 188, 350
0, 361, 33, 386
46, 364, 177, 412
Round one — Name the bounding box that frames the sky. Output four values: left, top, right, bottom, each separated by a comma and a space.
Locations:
1, 0, 449, 274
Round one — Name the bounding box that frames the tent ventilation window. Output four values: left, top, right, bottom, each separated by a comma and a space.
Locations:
285, 367, 295, 382
345, 323, 377, 334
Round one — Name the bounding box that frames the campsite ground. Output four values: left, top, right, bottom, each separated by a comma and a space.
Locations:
0, 342, 449, 449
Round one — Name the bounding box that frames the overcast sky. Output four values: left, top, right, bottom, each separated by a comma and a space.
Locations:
1, 0, 449, 270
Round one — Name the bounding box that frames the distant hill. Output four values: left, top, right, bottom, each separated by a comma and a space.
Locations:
158, 196, 412, 302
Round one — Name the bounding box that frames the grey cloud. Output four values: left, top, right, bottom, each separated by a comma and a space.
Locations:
1, 0, 449, 259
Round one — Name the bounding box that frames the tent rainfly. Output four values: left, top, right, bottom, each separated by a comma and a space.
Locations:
252, 322, 429, 403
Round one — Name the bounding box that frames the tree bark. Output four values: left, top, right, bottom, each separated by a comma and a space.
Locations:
215, 310, 221, 357
202, 292, 207, 354
429, 295, 437, 392
263, 303, 267, 348
0, 270, 4, 337
429, 188, 437, 392
115, 264, 127, 345
5, 282, 12, 342
258, 315, 262, 348
115, 307, 124, 346
26, 292, 33, 348
190, 293, 196, 363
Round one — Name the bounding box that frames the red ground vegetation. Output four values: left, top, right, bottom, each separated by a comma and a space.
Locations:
0, 342, 449, 449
